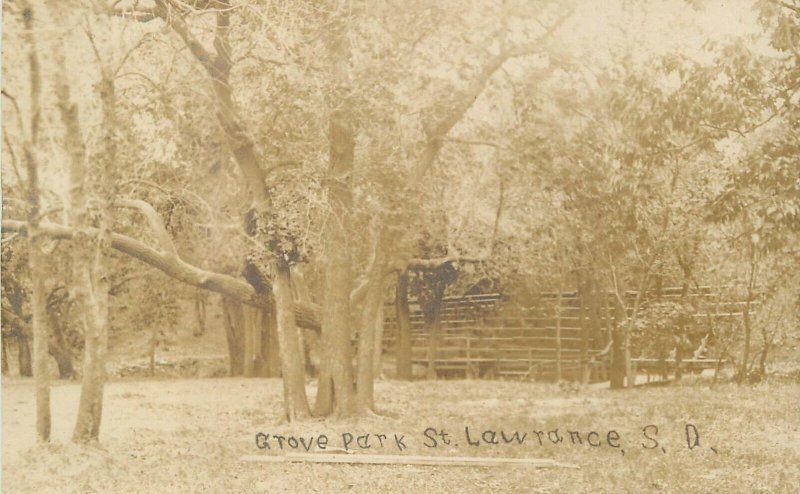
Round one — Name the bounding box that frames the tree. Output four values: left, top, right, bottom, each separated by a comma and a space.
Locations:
12, 0, 52, 441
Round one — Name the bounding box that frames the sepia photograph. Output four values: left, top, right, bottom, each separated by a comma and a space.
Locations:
1, 0, 798, 492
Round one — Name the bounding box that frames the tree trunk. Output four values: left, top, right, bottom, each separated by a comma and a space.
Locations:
21, 2, 50, 441
262, 305, 281, 377
18, 332, 33, 377
47, 304, 75, 379
242, 303, 256, 377
1, 338, 8, 375
222, 297, 246, 376
29, 243, 51, 441
149, 322, 158, 376
154, 2, 313, 418
739, 254, 758, 384
356, 262, 386, 413
395, 271, 412, 380
273, 262, 311, 421
373, 298, 386, 378
194, 289, 207, 337
425, 279, 446, 380
70, 70, 114, 444
316, 7, 358, 418
250, 307, 268, 377
609, 297, 626, 389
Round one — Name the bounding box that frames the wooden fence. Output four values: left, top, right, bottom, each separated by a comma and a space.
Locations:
382, 286, 756, 381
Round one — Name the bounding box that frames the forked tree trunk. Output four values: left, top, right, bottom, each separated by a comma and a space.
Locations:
395, 272, 412, 380
64, 58, 114, 444
273, 262, 311, 421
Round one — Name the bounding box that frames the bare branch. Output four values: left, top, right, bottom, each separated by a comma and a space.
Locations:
114, 198, 178, 258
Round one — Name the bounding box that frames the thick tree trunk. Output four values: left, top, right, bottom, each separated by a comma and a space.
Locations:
316, 7, 358, 418
395, 272, 412, 380
273, 262, 311, 421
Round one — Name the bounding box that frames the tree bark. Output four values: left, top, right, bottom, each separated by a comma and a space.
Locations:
395, 271, 412, 380
273, 262, 311, 420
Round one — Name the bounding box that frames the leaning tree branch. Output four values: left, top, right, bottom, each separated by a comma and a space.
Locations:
2, 220, 321, 331
114, 198, 178, 258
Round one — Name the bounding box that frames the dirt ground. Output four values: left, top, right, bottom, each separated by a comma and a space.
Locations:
2, 376, 799, 493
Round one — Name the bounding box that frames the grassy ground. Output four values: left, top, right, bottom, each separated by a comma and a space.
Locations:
2, 376, 799, 493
